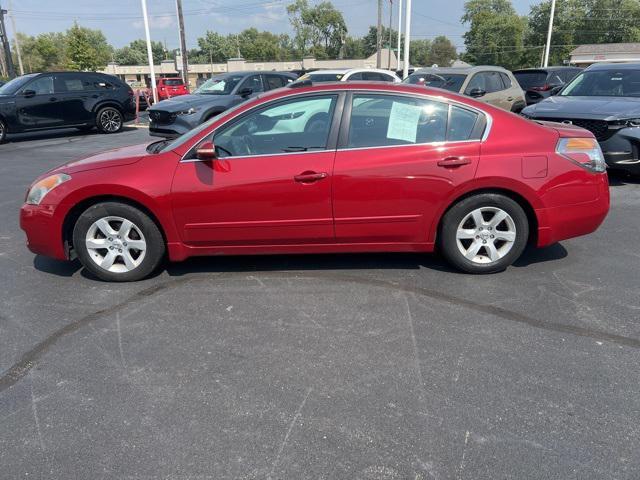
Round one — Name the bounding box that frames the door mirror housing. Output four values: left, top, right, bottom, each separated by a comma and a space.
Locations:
238, 87, 253, 97
550, 85, 563, 96
468, 88, 486, 98
196, 141, 217, 161
22, 89, 36, 98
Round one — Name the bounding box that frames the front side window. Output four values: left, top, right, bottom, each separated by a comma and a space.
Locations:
466, 72, 504, 94
24, 75, 55, 95
213, 95, 337, 157
265, 75, 286, 90
239, 75, 264, 94
347, 94, 448, 148
195, 75, 244, 95
404, 73, 467, 92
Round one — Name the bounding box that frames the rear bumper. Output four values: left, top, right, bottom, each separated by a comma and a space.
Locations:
536, 174, 610, 246
20, 204, 67, 260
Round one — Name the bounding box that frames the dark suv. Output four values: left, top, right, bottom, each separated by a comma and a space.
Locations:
148, 71, 296, 138
513, 67, 582, 105
0, 72, 136, 142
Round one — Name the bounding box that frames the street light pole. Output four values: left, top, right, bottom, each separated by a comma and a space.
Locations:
402, 0, 411, 79
8, 0, 22, 75
387, 0, 392, 70
140, 0, 158, 103
175, 0, 189, 86
396, 0, 402, 71
542, 0, 556, 67
376, 0, 382, 68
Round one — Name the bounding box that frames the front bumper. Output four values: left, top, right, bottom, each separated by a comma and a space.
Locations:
20, 204, 67, 260
598, 127, 640, 174
149, 114, 198, 138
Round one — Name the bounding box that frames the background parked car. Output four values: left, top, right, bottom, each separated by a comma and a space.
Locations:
404, 66, 526, 112
296, 68, 400, 83
148, 71, 296, 138
513, 66, 582, 105
156, 77, 189, 100
522, 62, 640, 175
0, 72, 136, 142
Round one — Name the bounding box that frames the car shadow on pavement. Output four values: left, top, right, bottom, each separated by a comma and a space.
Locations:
5, 127, 140, 144
33, 244, 569, 281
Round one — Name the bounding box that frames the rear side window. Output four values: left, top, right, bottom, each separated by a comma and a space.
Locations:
362, 72, 395, 82
448, 105, 480, 142
347, 94, 448, 148
499, 73, 512, 89
265, 75, 286, 90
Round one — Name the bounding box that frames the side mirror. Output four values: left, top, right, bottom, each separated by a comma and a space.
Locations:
468, 88, 486, 98
238, 87, 253, 97
196, 141, 217, 161
22, 89, 36, 98
550, 85, 563, 96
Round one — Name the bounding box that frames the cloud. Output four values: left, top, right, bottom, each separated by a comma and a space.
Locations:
132, 14, 175, 30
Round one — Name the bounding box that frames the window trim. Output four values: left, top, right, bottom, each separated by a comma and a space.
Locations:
337, 90, 490, 151
179, 88, 492, 162
182, 92, 346, 162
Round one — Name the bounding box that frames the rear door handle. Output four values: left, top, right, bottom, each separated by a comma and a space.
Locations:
294, 171, 328, 183
437, 156, 472, 168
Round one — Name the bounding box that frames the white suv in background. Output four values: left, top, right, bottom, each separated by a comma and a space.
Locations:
298, 68, 400, 83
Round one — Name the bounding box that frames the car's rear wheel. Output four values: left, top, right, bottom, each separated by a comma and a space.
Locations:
72, 202, 165, 281
440, 194, 529, 273
96, 107, 123, 134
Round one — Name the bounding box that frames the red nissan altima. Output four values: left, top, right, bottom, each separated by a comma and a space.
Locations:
20, 82, 609, 281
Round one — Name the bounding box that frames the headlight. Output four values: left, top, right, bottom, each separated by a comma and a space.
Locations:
26, 173, 71, 205
556, 138, 606, 173
177, 107, 198, 116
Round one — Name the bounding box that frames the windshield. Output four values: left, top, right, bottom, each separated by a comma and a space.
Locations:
0, 74, 37, 95
194, 75, 244, 95
561, 69, 640, 97
304, 73, 344, 82
403, 73, 466, 92
514, 71, 548, 89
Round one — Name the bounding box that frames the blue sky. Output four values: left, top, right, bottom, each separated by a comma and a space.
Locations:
11, 0, 540, 53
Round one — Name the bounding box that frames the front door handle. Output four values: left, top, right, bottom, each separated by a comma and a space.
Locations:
437, 156, 472, 168
294, 171, 328, 183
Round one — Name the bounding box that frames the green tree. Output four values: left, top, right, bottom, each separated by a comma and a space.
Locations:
287, 0, 347, 58
66, 23, 112, 71
343, 36, 367, 59
461, 0, 527, 69
114, 39, 166, 66
428, 36, 457, 67
362, 25, 400, 57
195, 31, 235, 63
238, 28, 282, 61
409, 39, 432, 66
14, 32, 67, 72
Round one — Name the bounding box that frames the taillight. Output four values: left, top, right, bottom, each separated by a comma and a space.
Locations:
530, 84, 551, 92
556, 137, 606, 173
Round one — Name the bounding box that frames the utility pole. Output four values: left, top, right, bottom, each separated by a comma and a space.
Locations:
402, 0, 411, 79
175, 0, 189, 87
396, 0, 402, 71
0, 3, 15, 78
387, 0, 392, 70
140, 0, 158, 103
8, 0, 22, 75
542, 0, 556, 67
376, 0, 382, 68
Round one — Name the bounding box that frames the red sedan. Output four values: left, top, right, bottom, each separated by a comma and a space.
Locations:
20, 82, 609, 281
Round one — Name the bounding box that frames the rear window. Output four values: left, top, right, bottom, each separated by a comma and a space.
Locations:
514, 71, 548, 89
163, 79, 184, 86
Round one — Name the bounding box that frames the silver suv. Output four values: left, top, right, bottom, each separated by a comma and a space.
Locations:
404, 66, 526, 113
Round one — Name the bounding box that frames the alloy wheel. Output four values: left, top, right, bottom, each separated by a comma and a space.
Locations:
100, 109, 122, 132
455, 207, 517, 264
85, 216, 146, 272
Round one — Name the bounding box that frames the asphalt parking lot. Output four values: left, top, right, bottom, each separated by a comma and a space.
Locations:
1, 125, 640, 479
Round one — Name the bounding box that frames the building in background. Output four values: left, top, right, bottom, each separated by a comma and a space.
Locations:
570, 43, 640, 67
101, 50, 399, 88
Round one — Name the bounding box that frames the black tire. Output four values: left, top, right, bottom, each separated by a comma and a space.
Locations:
439, 193, 529, 274
0, 118, 6, 143
72, 202, 165, 282
96, 106, 123, 134
511, 101, 526, 114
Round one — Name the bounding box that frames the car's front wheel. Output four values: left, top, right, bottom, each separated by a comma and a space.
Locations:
72, 202, 165, 281
96, 107, 123, 134
439, 193, 529, 273
0, 118, 6, 143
